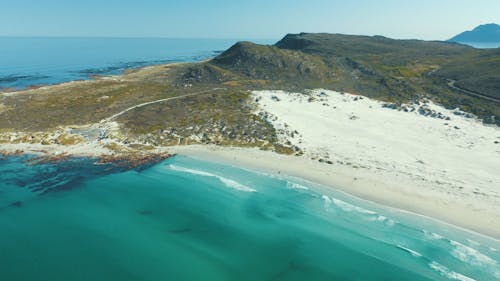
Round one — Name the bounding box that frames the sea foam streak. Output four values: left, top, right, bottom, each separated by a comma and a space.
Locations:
449, 240, 500, 278
322, 195, 375, 215
321, 194, 396, 226
396, 245, 423, 258
167, 165, 256, 192
423, 229, 444, 240
322, 195, 332, 210
429, 261, 476, 281
329, 196, 377, 215
450, 240, 497, 267
286, 181, 309, 190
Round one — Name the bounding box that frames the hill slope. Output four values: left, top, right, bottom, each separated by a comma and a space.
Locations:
449, 23, 500, 43
1, 32, 499, 142
188, 33, 499, 124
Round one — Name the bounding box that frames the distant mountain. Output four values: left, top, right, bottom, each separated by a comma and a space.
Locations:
448, 24, 500, 43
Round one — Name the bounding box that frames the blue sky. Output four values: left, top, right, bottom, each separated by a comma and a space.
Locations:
0, 0, 499, 40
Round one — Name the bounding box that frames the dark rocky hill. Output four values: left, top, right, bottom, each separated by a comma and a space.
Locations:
187, 33, 500, 124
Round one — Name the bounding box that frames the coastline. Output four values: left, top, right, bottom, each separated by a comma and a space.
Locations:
0, 60, 193, 97
2, 141, 499, 240
167, 144, 500, 241
1, 51, 499, 242
2, 88, 499, 240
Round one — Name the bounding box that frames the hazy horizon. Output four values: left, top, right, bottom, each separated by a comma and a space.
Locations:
1, 0, 499, 40
0, 25, 498, 42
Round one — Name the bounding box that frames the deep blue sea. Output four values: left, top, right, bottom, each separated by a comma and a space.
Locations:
0, 155, 499, 281
0, 37, 497, 91
0, 37, 273, 90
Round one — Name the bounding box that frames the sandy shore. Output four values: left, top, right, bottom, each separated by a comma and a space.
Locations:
169, 144, 500, 240
1, 88, 499, 240
168, 89, 500, 239
0, 142, 112, 157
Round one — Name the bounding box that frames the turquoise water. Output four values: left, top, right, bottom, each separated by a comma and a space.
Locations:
0, 37, 273, 90
0, 155, 499, 281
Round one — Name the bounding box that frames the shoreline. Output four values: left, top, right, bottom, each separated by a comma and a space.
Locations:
0, 60, 196, 96
167, 144, 500, 241
1, 142, 499, 240
2, 89, 499, 241
1, 57, 499, 243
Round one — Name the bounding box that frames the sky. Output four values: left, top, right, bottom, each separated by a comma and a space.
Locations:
0, 0, 499, 40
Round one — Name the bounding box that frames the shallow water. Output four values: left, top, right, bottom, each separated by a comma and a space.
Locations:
0, 155, 499, 281
0, 37, 272, 90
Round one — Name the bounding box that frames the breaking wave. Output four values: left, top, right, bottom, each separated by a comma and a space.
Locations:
322, 195, 332, 208
286, 181, 309, 190
429, 261, 476, 281
329, 196, 377, 215
167, 165, 256, 192
321, 194, 397, 225
396, 245, 423, 258
423, 229, 444, 240
449, 240, 497, 267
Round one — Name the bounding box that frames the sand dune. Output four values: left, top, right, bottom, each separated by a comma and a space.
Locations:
171, 89, 500, 239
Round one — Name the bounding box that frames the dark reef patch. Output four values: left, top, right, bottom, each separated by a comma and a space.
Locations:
75, 59, 177, 77
0, 74, 50, 84
10, 201, 22, 208
0, 153, 172, 209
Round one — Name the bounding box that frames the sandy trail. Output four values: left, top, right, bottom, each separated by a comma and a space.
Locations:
100, 88, 226, 123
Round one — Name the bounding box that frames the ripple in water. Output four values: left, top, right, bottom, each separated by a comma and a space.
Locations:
0, 155, 498, 281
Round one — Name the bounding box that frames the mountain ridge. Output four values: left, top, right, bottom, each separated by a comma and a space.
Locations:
449, 23, 500, 43
1, 32, 500, 139
201, 33, 500, 124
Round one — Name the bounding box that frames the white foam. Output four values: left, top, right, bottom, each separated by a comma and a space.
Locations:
384, 218, 396, 227
329, 196, 377, 215
429, 261, 476, 281
423, 230, 444, 240
367, 215, 386, 221
449, 240, 497, 267
396, 245, 423, 258
218, 177, 256, 193
467, 239, 481, 246
286, 181, 309, 190
252, 89, 500, 241
321, 195, 397, 226
322, 195, 332, 209
366, 215, 394, 225
167, 165, 256, 192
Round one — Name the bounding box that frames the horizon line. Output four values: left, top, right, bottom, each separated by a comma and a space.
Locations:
0, 34, 452, 43
0, 35, 280, 41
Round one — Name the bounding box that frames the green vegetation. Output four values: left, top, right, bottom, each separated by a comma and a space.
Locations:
118, 90, 280, 148
0, 33, 498, 151
0, 80, 174, 130
181, 33, 499, 124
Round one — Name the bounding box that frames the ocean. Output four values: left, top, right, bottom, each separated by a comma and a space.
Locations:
0, 155, 499, 281
0, 37, 497, 91
0, 37, 273, 90
1, 37, 499, 280
463, 42, 500, 49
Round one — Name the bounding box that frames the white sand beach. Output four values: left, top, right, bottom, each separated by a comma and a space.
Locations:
2, 88, 499, 239
169, 89, 500, 239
